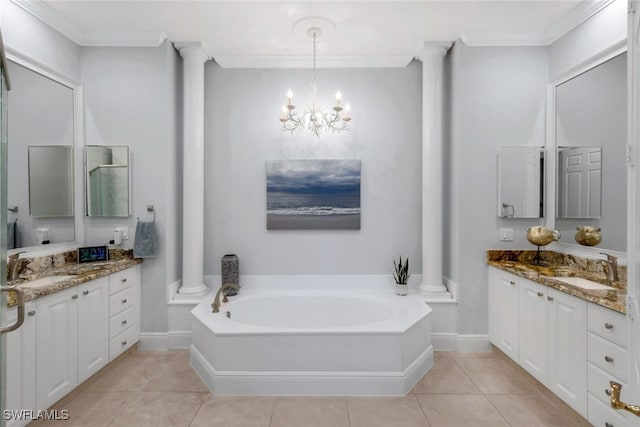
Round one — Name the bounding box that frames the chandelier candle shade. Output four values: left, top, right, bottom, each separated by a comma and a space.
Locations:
279, 27, 351, 137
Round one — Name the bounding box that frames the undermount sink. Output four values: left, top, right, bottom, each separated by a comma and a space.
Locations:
549, 276, 616, 291
19, 275, 78, 289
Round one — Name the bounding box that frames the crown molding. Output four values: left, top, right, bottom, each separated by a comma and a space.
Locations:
544, 0, 616, 45
213, 55, 413, 68
11, 0, 166, 47
460, 0, 616, 47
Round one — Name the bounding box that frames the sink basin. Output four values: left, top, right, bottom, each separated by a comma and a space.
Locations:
19, 275, 78, 289
549, 276, 616, 291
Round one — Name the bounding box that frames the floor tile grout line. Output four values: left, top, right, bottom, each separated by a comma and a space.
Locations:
185, 392, 209, 427
483, 393, 515, 427
452, 357, 485, 395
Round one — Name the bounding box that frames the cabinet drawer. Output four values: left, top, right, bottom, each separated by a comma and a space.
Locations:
109, 286, 136, 317
109, 306, 137, 339
109, 269, 135, 295
588, 304, 627, 348
109, 326, 139, 360
588, 333, 628, 381
588, 393, 628, 427
588, 363, 627, 413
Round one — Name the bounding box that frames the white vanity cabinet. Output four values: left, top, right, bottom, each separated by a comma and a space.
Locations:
6, 301, 36, 427
78, 276, 110, 384
488, 267, 520, 360
36, 286, 79, 411
586, 303, 629, 426
108, 266, 141, 360
489, 267, 588, 417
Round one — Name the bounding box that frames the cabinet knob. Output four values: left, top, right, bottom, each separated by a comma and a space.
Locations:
509, 280, 516, 285
547, 296, 554, 301
122, 320, 127, 325
605, 323, 614, 330
72, 294, 78, 300
605, 355, 614, 363
606, 388, 612, 396
27, 310, 36, 317
122, 278, 127, 283
122, 299, 127, 304
537, 292, 544, 297
83, 290, 89, 296
122, 341, 127, 346
605, 423, 613, 427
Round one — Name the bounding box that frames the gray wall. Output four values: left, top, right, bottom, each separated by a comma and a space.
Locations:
81, 42, 182, 332
204, 63, 422, 276
446, 42, 548, 334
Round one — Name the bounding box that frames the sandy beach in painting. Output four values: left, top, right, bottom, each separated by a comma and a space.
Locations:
267, 213, 361, 230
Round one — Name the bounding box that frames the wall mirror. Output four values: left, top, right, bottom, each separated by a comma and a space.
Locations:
498, 146, 544, 218
554, 52, 626, 252
7, 59, 78, 250
28, 145, 74, 217
85, 145, 130, 217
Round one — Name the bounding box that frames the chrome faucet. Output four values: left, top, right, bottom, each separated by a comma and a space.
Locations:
600, 253, 619, 284
7, 251, 26, 281
211, 282, 240, 313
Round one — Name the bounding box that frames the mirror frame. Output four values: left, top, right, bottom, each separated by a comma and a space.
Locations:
6, 48, 85, 257
545, 41, 627, 260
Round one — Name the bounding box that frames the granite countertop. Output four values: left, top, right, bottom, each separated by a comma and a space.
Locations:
5, 250, 142, 308
487, 250, 626, 314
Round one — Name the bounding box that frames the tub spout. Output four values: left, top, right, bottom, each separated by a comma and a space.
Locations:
212, 283, 240, 313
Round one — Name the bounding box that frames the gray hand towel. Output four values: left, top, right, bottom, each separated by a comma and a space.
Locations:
133, 220, 157, 258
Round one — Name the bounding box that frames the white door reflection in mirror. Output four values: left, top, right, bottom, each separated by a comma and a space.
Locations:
498, 146, 544, 218
85, 146, 129, 217
557, 146, 602, 219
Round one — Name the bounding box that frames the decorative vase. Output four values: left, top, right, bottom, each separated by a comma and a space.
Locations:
221, 254, 240, 296
395, 283, 408, 296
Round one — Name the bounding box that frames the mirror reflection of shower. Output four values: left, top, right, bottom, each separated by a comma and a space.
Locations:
85, 145, 130, 217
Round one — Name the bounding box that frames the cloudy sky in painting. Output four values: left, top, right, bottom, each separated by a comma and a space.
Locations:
266, 160, 361, 195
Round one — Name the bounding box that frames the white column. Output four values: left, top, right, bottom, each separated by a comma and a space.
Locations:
416, 43, 452, 300
174, 42, 209, 301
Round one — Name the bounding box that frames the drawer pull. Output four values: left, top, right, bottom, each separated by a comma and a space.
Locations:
122, 341, 127, 346
122, 299, 127, 304
606, 388, 612, 396
605, 423, 613, 427
122, 278, 127, 283
605, 323, 614, 330
547, 296, 554, 301
83, 290, 89, 296
509, 280, 515, 285
27, 310, 36, 317
537, 292, 544, 297
122, 320, 127, 325
605, 356, 614, 363
72, 294, 78, 300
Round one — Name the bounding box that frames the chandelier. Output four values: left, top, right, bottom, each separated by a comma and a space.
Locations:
279, 27, 351, 137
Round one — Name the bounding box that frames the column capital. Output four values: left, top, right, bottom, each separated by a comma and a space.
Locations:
173, 42, 210, 63
415, 42, 452, 63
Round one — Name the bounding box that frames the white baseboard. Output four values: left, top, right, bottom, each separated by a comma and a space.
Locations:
139, 331, 192, 351
431, 333, 491, 352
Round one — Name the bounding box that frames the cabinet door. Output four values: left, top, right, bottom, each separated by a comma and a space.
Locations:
36, 287, 78, 410
78, 277, 109, 384
548, 288, 587, 416
518, 278, 548, 385
488, 267, 519, 360
6, 302, 36, 427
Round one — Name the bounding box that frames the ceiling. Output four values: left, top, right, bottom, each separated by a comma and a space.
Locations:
16, 0, 610, 67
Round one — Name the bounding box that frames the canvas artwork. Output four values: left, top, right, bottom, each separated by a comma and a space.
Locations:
266, 159, 361, 230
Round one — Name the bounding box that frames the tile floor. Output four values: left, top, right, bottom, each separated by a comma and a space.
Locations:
30, 347, 590, 427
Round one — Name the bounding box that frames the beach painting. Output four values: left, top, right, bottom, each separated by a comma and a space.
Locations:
266, 159, 361, 230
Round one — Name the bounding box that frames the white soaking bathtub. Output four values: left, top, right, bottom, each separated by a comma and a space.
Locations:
190, 286, 433, 396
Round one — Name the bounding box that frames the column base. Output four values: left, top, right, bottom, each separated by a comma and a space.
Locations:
173, 284, 209, 303
418, 283, 452, 300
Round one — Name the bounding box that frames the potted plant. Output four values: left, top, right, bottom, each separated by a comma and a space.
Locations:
393, 255, 410, 296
